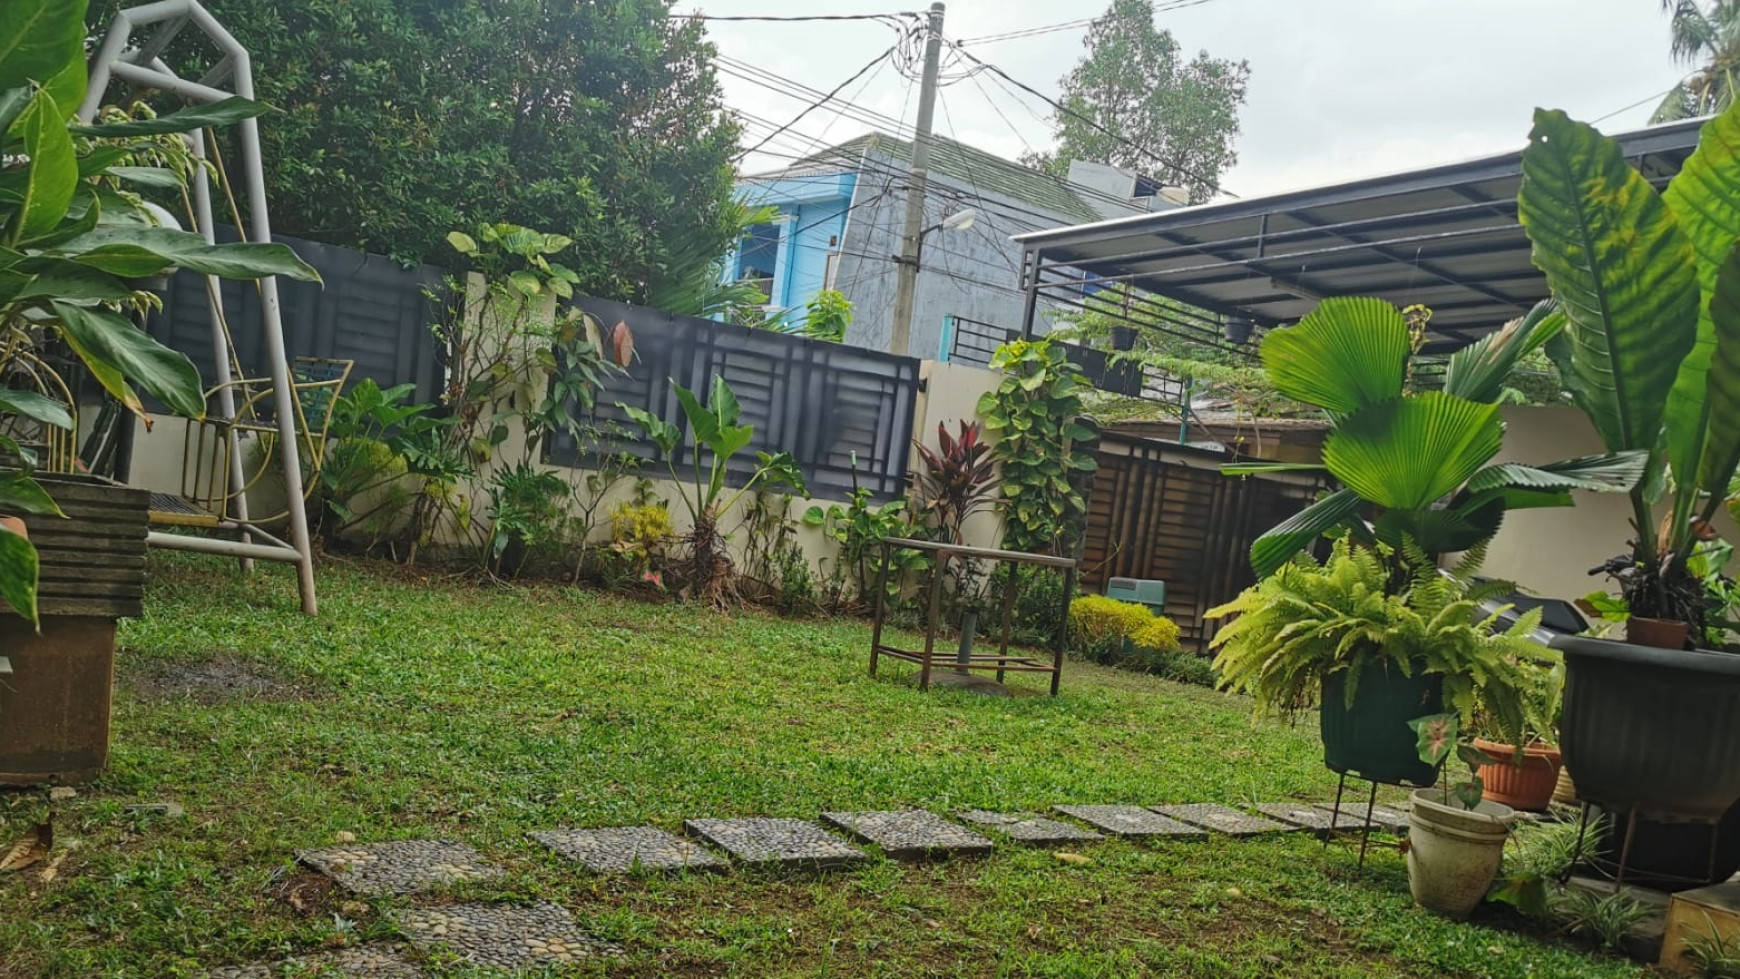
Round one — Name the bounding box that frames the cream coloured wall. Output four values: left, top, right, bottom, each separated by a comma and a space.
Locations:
1482, 405, 1740, 601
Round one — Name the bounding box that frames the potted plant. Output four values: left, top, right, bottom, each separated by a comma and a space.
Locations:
0, 1, 320, 783
1210, 537, 1542, 786
1405, 713, 1517, 918
1210, 294, 1639, 784
1514, 98, 1740, 830
1469, 652, 1564, 813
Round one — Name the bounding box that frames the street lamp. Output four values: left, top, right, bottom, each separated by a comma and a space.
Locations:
889, 208, 978, 356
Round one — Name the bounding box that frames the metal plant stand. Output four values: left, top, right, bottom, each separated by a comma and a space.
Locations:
82, 1, 321, 613
868, 538, 1077, 697
1564, 802, 1725, 889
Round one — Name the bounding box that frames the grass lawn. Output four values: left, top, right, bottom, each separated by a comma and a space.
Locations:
0, 554, 1646, 978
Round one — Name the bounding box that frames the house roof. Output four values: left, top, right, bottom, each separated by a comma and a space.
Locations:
1012, 117, 1707, 353
754, 132, 1112, 225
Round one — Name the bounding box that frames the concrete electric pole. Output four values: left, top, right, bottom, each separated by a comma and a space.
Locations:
887, 2, 945, 358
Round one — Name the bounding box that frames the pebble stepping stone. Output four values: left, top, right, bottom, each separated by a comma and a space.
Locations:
821, 810, 996, 860
1255, 802, 1353, 832
206, 944, 421, 978
684, 817, 867, 869
958, 809, 1103, 845
1312, 801, 1410, 832
1052, 805, 1207, 838
392, 901, 622, 969
531, 826, 725, 874
1149, 803, 1294, 837
297, 840, 502, 896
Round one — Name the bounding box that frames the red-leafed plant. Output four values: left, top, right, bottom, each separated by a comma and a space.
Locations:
911, 421, 1000, 544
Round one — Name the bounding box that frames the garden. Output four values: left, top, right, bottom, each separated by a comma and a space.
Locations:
12, 1, 1740, 977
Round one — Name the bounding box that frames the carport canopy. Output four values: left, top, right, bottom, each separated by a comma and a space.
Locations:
1013, 118, 1704, 354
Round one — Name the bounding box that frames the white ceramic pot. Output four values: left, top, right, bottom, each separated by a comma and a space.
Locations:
1406, 787, 1514, 918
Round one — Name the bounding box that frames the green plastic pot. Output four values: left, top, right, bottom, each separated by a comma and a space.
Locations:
1320, 667, 1442, 787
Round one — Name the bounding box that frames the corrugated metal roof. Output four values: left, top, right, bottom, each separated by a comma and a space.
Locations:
1014, 117, 1706, 352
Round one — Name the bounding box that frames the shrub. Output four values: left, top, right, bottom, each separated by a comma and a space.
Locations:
1069, 594, 1184, 667
1131, 616, 1181, 654
984, 564, 1070, 644
607, 501, 673, 587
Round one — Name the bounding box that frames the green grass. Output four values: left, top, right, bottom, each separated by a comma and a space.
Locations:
0, 554, 1647, 978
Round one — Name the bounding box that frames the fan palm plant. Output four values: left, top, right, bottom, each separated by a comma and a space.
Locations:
1228, 298, 1646, 581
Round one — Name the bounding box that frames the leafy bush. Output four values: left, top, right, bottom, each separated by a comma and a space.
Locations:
984, 564, 1070, 643
1070, 594, 1174, 650
977, 339, 1098, 555
804, 487, 928, 613
607, 500, 673, 588
485, 462, 569, 575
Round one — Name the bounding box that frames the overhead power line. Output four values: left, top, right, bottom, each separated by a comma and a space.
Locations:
670, 11, 920, 22
735, 42, 903, 161
958, 18, 1095, 46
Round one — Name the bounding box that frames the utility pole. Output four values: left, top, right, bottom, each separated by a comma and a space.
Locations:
888, 1, 945, 358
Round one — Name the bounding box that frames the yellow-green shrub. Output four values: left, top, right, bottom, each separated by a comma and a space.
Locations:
1069, 594, 1180, 652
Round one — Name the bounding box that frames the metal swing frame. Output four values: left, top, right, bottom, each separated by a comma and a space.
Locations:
82, 0, 321, 614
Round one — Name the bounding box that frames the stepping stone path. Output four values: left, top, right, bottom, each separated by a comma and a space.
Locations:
297, 840, 502, 896
1256, 802, 1354, 832
822, 810, 996, 860
958, 809, 1103, 845
1151, 803, 1294, 837
532, 826, 725, 874
685, 817, 867, 869
1053, 805, 1207, 839
392, 901, 622, 968
206, 945, 419, 978
1314, 801, 1410, 832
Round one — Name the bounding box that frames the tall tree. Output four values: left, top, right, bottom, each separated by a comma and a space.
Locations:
85, 0, 742, 303
1023, 0, 1249, 203
1653, 0, 1740, 122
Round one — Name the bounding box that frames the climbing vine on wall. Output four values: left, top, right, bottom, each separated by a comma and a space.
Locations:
976, 340, 1099, 555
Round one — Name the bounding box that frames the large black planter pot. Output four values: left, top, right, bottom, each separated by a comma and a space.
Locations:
1591, 799, 1740, 891
1321, 668, 1442, 787
1552, 635, 1740, 821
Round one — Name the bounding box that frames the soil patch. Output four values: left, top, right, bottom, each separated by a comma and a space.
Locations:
121, 652, 308, 705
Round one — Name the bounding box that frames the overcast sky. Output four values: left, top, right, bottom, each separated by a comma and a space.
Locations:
690, 0, 1691, 201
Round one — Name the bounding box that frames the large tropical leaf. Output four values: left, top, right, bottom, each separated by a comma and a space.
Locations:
15, 90, 74, 244
1442, 300, 1565, 405
51, 302, 206, 419
1517, 108, 1698, 456
1373, 505, 1499, 560
1663, 98, 1740, 495
0, 389, 71, 430
0, 0, 84, 93
1249, 487, 1364, 578
60, 227, 322, 282
0, 523, 39, 626
1699, 242, 1740, 496
1464, 450, 1649, 494
1321, 392, 1503, 510
1259, 296, 1409, 414
67, 97, 272, 137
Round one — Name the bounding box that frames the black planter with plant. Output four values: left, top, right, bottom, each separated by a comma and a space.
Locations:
1512, 96, 1740, 838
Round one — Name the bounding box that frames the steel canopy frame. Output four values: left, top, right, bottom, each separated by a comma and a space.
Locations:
82, 1, 320, 615
1013, 117, 1705, 353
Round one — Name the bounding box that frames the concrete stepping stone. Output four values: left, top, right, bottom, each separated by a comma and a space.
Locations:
206, 945, 420, 978
1052, 805, 1207, 839
684, 817, 867, 869
1312, 801, 1410, 832
392, 901, 622, 969
1255, 802, 1354, 832
958, 810, 1103, 845
821, 810, 995, 860
297, 840, 502, 896
1150, 803, 1294, 837
531, 826, 725, 874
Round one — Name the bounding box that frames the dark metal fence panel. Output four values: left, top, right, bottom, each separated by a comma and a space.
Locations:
947, 315, 1183, 402
146, 228, 448, 403
550, 297, 920, 502
1081, 432, 1320, 651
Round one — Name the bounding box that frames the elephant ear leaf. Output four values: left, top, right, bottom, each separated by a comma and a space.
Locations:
1518, 108, 1697, 456
1259, 296, 1409, 415
1698, 242, 1740, 495
1664, 99, 1740, 495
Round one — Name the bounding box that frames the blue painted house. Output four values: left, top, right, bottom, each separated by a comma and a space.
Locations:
730, 133, 1178, 359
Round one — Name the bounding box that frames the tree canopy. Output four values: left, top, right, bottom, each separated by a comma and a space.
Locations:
1652, 0, 1740, 122
1023, 0, 1249, 203
86, 0, 743, 302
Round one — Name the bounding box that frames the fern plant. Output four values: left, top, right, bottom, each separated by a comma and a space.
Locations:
1207, 536, 1547, 747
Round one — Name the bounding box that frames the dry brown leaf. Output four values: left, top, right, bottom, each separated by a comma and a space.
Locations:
37, 850, 67, 884
581, 311, 603, 352
1052, 851, 1091, 866
612, 321, 635, 367
1, 819, 52, 873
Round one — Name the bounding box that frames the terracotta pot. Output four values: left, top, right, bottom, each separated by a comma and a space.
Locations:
1628, 616, 1690, 650
1473, 737, 1563, 812
0, 515, 25, 539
